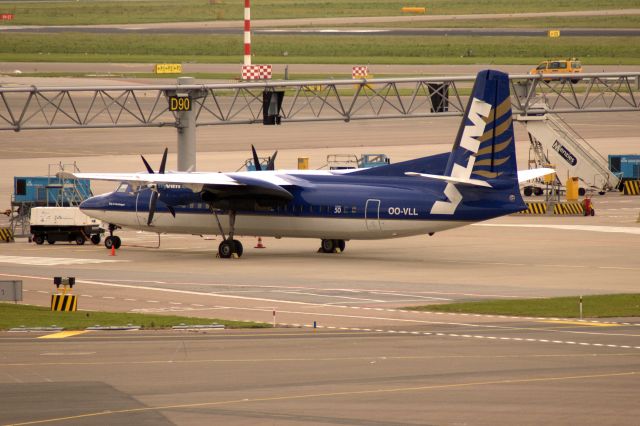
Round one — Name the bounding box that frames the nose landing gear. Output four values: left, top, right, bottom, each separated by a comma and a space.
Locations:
104, 224, 122, 250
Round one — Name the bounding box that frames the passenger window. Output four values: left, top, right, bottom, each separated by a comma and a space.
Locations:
559, 62, 567, 69
537, 64, 546, 70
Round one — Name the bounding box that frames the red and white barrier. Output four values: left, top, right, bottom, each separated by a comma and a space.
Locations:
352, 66, 370, 79
242, 64, 272, 80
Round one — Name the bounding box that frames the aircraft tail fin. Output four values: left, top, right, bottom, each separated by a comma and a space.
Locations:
445, 70, 518, 184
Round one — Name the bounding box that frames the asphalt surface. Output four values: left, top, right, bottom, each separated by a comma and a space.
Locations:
0, 75, 639, 425
2, 328, 639, 425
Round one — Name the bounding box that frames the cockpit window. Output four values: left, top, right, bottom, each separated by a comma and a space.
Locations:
116, 183, 132, 193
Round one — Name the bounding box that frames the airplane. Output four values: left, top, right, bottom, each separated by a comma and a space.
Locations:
61, 70, 552, 258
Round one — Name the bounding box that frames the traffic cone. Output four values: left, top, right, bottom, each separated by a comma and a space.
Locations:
255, 237, 265, 248
110, 245, 116, 256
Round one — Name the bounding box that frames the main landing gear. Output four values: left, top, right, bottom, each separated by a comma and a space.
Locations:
213, 209, 243, 258
104, 223, 122, 250
319, 239, 346, 254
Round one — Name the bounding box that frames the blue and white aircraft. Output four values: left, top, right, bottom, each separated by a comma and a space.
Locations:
64, 70, 551, 258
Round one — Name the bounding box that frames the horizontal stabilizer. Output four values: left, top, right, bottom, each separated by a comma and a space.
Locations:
517, 168, 555, 183
405, 172, 493, 188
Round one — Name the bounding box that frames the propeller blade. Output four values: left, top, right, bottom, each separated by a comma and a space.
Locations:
251, 145, 262, 172
141, 155, 155, 174
159, 147, 168, 174
167, 205, 176, 218
147, 191, 158, 226
267, 150, 278, 171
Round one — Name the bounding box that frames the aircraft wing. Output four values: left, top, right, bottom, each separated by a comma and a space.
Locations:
517, 168, 555, 183
59, 171, 294, 200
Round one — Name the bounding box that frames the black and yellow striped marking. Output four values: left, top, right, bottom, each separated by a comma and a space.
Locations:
51, 294, 78, 311
515, 202, 584, 215
0, 227, 14, 242
514, 202, 547, 215
622, 180, 640, 195
553, 202, 584, 215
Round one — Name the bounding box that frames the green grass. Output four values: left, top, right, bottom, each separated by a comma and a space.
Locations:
0, 302, 270, 330
0, 0, 635, 25
404, 294, 640, 318
1, 34, 638, 65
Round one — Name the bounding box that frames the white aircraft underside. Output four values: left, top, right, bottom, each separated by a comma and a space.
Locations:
88, 209, 469, 240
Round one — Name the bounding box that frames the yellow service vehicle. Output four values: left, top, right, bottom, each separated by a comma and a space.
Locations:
529, 58, 582, 83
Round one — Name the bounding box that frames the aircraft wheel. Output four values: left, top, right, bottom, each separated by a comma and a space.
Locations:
336, 239, 346, 252
578, 188, 586, 196
33, 235, 44, 245
533, 187, 543, 196
320, 239, 335, 253
75, 235, 85, 245
523, 186, 533, 196
91, 234, 101, 245
105, 236, 114, 249
47, 238, 55, 245
218, 240, 234, 258
233, 240, 243, 257
113, 236, 122, 249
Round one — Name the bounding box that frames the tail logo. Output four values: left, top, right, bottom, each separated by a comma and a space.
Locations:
431, 98, 491, 215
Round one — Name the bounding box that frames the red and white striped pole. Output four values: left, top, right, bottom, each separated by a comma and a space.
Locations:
244, 0, 251, 66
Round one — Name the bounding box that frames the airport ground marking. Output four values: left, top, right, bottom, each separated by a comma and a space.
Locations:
0, 255, 126, 266
37, 331, 89, 339
282, 323, 640, 351
8, 370, 638, 426
476, 223, 640, 236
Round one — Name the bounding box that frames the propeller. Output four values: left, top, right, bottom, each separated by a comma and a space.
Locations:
251, 145, 278, 171
140, 148, 175, 226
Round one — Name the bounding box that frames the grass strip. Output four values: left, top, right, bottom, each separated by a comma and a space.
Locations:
0, 0, 635, 26
0, 302, 269, 330
1, 34, 639, 65
404, 294, 640, 318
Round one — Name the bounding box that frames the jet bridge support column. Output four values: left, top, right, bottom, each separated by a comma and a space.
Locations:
176, 77, 197, 172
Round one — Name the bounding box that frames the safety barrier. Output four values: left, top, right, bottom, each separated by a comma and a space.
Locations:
51, 276, 77, 311
553, 202, 584, 215
0, 227, 14, 242
514, 202, 547, 215
50, 294, 77, 311
622, 180, 640, 195
515, 202, 584, 215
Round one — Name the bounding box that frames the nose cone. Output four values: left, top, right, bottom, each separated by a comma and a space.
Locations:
80, 194, 108, 211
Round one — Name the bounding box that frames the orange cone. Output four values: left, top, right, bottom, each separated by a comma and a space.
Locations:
255, 237, 265, 249
110, 245, 116, 256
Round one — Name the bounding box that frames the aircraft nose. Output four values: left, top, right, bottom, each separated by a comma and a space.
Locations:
80, 194, 107, 211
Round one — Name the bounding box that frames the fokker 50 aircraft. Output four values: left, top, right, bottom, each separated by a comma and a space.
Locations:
63, 70, 551, 258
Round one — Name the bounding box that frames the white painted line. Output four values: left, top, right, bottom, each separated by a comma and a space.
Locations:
476, 223, 640, 236
0, 255, 125, 266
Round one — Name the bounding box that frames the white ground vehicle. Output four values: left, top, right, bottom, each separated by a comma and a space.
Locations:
30, 207, 103, 245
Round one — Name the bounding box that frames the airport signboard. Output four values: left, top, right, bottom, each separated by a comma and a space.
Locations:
0, 280, 22, 302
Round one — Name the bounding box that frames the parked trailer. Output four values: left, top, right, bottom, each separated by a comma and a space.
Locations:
30, 207, 103, 245
608, 154, 640, 183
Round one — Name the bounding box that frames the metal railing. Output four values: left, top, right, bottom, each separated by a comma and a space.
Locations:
1, 72, 638, 132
